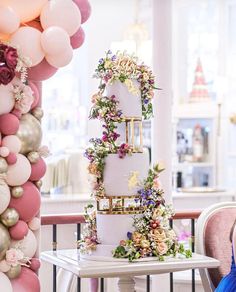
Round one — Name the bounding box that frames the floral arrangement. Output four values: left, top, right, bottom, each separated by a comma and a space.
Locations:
94, 50, 157, 119
0, 42, 30, 86
112, 165, 192, 261
78, 204, 99, 253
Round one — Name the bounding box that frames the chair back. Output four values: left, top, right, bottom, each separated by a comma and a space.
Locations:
196, 202, 236, 292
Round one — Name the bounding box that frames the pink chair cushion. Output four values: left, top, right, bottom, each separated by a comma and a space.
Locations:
204, 208, 236, 288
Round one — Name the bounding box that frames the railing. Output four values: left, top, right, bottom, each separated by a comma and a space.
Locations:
41, 210, 202, 292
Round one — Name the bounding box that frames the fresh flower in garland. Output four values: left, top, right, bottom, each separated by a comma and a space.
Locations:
0, 42, 31, 86
78, 204, 99, 253
94, 50, 157, 119
112, 165, 192, 261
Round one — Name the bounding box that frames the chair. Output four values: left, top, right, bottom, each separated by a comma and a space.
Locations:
196, 201, 236, 292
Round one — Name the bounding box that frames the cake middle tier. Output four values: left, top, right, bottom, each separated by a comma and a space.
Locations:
103, 151, 149, 196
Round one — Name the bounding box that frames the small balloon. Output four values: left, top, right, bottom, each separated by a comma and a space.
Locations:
6, 264, 21, 279
11, 186, 23, 198
0, 208, 19, 227
9, 220, 29, 240
0, 146, 10, 157
70, 27, 85, 49
2, 135, 21, 153
0, 223, 11, 261
16, 114, 42, 155
27, 152, 40, 164
34, 180, 42, 189
0, 157, 8, 173
11, 229, 37, 259
28, 217, 40, 231
6, 153, 17, 165
0, 260, 10, 273
0, 113, 20, 136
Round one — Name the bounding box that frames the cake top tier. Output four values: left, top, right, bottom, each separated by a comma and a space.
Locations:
93, 51, 157, 120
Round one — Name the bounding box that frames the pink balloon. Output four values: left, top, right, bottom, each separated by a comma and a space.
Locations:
29, 258, 41, 272
9, 220, 29, 240
30, 157, 46, 181
9, 182, 41, 222
73, 0, 91, 24
0, 82, 15, 115
70, 27, 85, 49
0, 5, 20, 34
27, 58, 58, 81
6, 154, 31, 186
2, 135, 21, 153
46, 46, 73, 68
40, 0, 81, 36
11, 267, 40, 292
41, 26, 71, 56
28, 82, 39, 109
10, 27, 44, 66
0, 113, 19, 135
6, 152, 17, 165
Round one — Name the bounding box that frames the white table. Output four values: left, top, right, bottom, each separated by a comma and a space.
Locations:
41, 249, 219, 292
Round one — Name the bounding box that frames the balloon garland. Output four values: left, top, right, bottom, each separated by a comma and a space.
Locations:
0, 0, 91, 290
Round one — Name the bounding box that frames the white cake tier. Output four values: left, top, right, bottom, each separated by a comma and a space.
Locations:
106, 80, 142, 117
103, 151, 149, 196
96, 213, 136, 245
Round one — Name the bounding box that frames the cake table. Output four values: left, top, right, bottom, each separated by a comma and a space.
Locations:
41, 249, 219, 292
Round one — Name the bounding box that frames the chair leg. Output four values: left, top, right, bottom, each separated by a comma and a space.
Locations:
90, 278, 99, 292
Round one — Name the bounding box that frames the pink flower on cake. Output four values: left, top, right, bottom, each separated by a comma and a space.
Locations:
6, 248, 24, 267
153, 177, 162, 190
156, 242, 168, 255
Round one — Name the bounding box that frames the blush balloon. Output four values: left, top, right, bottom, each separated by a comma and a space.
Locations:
9, 220, 29, 240
2, 135, 21, 153
11, 267, 40, 292
46, 46, 73, 68
27, 58, 58, 81
0, 114, 19, 135
11, 230, 37, 258
6, 154, 31, 186
70, 27, 85, 49
9, 182, 41, 222
29, 258, 41, 272
73, 0, 91, 24
30, 157, 46, 181
0, 6, 20, 34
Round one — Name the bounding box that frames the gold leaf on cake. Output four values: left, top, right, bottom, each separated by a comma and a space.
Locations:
128, 171, 140, 190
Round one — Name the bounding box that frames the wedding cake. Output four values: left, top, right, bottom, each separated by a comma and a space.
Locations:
80, 51, 191, 261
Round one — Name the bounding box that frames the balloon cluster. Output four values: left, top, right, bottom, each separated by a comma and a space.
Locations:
0, 0, 91, 81
0, 1, 91, 290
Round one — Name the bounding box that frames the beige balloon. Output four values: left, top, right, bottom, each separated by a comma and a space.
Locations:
17, 114, 42, 154
6, 264, 21, 279
0, 208, 19, 227
31, 107, 44, 121
0, 223, 11, 261
11, 186, 24, 198
27, 151, 40, 164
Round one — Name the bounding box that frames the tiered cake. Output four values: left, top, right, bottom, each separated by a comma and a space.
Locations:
80, 51, 191, 261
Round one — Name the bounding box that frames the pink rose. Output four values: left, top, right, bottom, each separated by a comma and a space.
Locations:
6, 248, 24, 267
156, 242, 168, 255
0, 65, 15, 85
4, 47, 18, 69
14, 84, 34, 114
0, 44, 8, 63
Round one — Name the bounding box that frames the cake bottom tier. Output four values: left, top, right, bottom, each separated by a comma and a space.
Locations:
96, 213, 137, 245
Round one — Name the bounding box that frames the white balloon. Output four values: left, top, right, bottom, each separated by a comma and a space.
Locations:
0, 183, 11, 215
28, 217, 40, 231
0, 272, 13, 292
11, 229, 37, 259
6, 154, 31, 186
0, 83, 15, 115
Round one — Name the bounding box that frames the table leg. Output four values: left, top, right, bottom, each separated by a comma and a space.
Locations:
118, 277, 135, 292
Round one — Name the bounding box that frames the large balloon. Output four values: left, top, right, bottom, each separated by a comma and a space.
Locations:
70, 27, 85, 49
73, 0, 91, 24
10, 27, 44, 66
0, 114, 19, 136
0, 182, 11, 214
16, 114, 42, 154
11, 267, 40, 292
0, 223, 11, 261
46, 46, 73, 68
11, 230, 37, 259
2, 135, 21, 153
41, 26, 71, 56
9, 182, 41, 222
0, 83, 15, 115
1, 0, 48, 23
27, 58, 58, 81
0, 272, 13, 292
40, 0, 81, 36
0, 6, 19, 35
6, 154, 31, 186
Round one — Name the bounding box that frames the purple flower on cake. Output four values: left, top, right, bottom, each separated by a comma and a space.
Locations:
117, 143, 132, 158
127, 232, 132, 239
